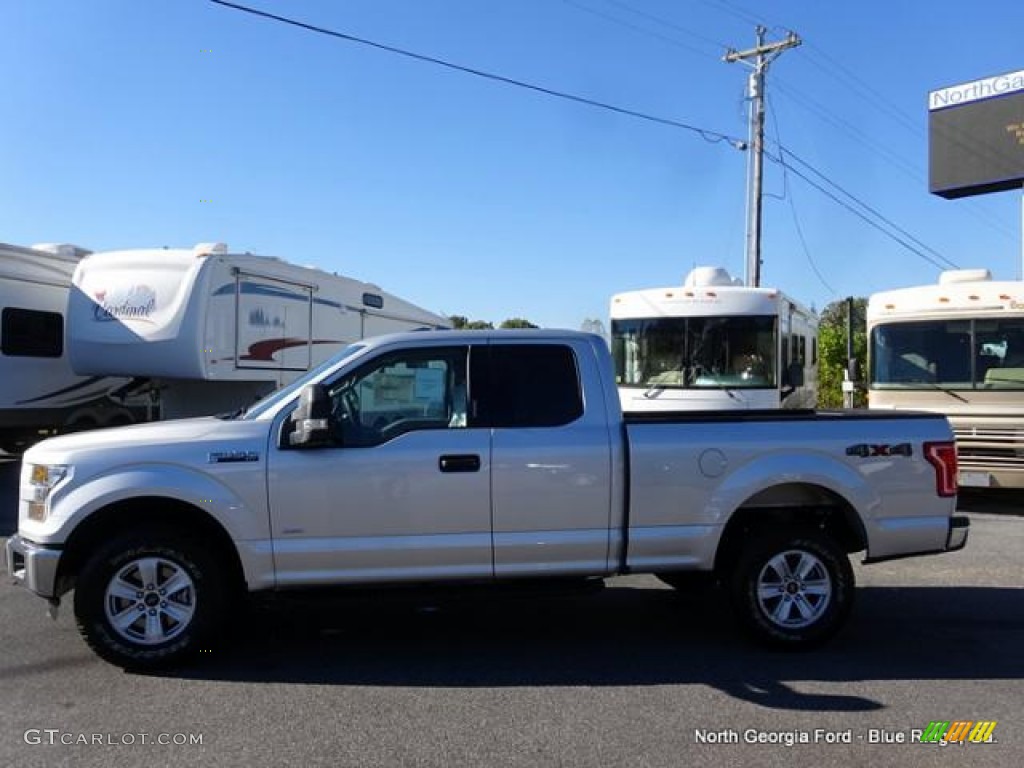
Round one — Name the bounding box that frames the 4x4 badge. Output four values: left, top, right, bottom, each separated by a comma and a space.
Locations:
846, 443, 913, 458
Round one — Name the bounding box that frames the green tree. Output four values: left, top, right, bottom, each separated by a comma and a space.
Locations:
448, 315, 469, 329
448, 315, 494, 330
449, 315, 537, 330
817, 297, 867, 408
499, 317, 538, 329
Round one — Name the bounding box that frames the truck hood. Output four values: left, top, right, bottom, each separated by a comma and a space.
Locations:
23, 417, 270, 466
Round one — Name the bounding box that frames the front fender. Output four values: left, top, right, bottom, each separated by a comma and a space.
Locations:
31, 464, 270, 547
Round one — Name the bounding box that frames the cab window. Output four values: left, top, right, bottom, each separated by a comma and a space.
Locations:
328, 346, 469, 446
481, 344, 583, 428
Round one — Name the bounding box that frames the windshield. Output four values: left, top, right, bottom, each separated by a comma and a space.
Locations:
241, 343, 367, 419
611, 315, 777, 389
871, 319, 1024, 391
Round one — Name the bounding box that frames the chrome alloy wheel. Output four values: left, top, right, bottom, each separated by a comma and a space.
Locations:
103, 557, 197, 645
755, 549, 832, 629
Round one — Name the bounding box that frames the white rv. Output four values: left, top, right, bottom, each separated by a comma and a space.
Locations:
68, 243, 451, 419
610, 266, 819, 411
868, 268, 1024, 489
0, 242, 144, 453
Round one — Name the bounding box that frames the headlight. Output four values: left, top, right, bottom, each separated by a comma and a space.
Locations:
26, 464, 71, 522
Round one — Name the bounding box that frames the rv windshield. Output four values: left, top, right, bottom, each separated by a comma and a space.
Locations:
871, 319, 1024, 390
611, 315, 776, 389
241, 343, 367, 419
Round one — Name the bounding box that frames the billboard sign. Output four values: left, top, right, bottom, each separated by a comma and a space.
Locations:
928, 69, 1024, 199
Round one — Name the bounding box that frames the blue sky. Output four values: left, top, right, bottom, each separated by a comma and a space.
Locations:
1, 0, 1021, 329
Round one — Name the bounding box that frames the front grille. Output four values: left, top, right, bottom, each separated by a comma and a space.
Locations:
954, 426, 1024, 471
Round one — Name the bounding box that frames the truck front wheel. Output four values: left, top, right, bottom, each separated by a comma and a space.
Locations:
73, 529, 225, 669
730, 528, 854, 649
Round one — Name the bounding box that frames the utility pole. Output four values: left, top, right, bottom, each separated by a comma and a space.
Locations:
724, 26, 801, 287
843, 296, 857, 408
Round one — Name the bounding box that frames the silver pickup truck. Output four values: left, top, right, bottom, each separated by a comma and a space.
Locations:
6, 330, 968, 668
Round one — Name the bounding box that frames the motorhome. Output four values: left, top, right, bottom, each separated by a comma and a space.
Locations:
868, 268, 1024, 489
68, 243, 450, 419
0, 242, 143, 453
610, 266, 818, 411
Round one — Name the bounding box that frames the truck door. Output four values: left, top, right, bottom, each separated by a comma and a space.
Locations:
267, 344, 493, 584
482, 342, 614, 577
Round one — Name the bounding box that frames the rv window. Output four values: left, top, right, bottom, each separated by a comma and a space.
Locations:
362, 293, 384, 309
1, 308, 63, 358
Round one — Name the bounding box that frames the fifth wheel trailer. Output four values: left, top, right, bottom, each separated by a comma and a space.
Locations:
68, 242, 451, 420
0, 242, 143, 453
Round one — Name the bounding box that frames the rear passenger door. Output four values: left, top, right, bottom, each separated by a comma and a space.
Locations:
482, 342, 614, 577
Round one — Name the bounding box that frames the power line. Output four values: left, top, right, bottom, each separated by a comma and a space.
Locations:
699, 0, 764, 28
209, 0, 744, 147
210, 0, 964, 275
777, 156, 952, 272
766, 97, 836, 296
602, 0, 729, 51
772, 149, 958, 272
561, 0, 720, 59
772, 40, 1017, 244
801, 42, 923, 138
787, 184, 837, 297
780, 148, 958, 268
693, 14, 1015, 248
772, 78, 925, 182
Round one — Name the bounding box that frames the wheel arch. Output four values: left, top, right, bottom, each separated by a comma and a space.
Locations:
714, 482, 867, 578
56, 497, 246, 598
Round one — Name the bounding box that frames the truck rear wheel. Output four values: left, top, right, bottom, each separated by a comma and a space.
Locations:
730, 528, 854, 648
73, 528, 225, 670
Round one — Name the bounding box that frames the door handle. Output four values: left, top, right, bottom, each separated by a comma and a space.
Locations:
439, 454, 481, 473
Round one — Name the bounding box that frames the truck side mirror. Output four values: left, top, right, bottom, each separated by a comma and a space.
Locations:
289, 383, 334, 447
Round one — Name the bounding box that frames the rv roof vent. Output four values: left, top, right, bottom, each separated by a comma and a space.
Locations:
939, 268, 991, 285
194, 242, 229, 257
31, 243, 92, 259
684, 266, 737, 288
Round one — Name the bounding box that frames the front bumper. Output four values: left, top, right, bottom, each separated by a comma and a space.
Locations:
5, 535, 62, 599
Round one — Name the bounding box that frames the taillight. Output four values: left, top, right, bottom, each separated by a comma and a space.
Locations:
924, 441, 958, 498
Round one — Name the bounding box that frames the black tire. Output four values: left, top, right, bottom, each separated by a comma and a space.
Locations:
73, 528, 226, 670
656, 572, 716, 592
730, 527, 854, 649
